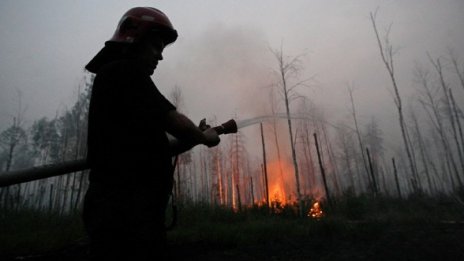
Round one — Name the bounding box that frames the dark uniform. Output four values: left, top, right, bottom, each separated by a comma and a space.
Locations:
83, 42, 176, 260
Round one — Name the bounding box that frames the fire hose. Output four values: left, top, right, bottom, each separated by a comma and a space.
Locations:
0, 113, 324, 187
0, 119, 238, 188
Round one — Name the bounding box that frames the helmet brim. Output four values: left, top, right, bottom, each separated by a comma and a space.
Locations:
150, 28, 178, 45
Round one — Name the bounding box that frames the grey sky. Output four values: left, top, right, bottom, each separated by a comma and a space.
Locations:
1, 0, 463, 158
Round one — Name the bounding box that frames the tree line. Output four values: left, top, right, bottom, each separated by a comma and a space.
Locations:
1, 14, 464, 215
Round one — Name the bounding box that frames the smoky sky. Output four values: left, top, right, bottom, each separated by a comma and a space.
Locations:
1, 0, 463, 158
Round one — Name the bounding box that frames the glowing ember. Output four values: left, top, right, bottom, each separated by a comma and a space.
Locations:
307, 201, 324, 219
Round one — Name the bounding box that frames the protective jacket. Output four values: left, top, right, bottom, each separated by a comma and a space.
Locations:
85, 42, 176, 187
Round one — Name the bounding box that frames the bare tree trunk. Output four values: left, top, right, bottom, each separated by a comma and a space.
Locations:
73, 171, 87, 211
283, 86, 303, 215
217, 149, 224, 205
417, 72, 462, 188
235, 184, 242, 211
392, 158, 402, 198
314, 133, 332, 206
231, 134, 240, 209
404, 119, 422, 191
250, 176, 255, 206
260, 123, 270, 207
321, 124, 341, 195
60, 125, 70, 215
48, 183, 54, 214
449, 88, 464, 181
348, 87, 372, 193
410, 110, 434, 194
370, 12, 419, 192
305, 128, 317, 191
429, 56, 464, 186
271, 45, 311, 216
302, 131, 316, 194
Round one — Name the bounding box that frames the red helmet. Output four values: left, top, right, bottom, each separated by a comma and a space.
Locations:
110, 7, 178, 45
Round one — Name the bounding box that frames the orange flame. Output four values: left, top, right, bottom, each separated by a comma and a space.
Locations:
307, 201, 324, 219
264, 158, 325, 213
270, 183, 286, 204
266, 160, 294, 205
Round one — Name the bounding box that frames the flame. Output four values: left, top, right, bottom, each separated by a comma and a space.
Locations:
263, 158, 325, 215
270, 183, 286, 204
307, 201, 324, 219
265, 160, 294, 205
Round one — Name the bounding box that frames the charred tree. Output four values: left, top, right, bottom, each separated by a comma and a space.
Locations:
409, 109, 434, 194
270, 44, 311, 216
314, 133, 332, 206
416, 67, 462, 188
321, 123, 341, 196
392, 158, 402, 198
364, 117, 385, 194
428, 56, 464, 186
260, 123, 270, 207
370, 12, 419, 191
449, 88, 464, 173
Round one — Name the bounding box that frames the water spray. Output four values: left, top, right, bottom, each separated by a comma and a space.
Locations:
236, 113, 348, 131
236, 113, 314, 129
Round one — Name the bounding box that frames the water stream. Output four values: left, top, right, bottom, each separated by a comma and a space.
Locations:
235, 113, 345, 131
235, 113, 315, 129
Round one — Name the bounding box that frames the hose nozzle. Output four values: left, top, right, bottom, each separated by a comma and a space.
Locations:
213, 119, 237, 135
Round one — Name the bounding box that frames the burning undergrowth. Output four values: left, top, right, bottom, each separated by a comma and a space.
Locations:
262, 157, 326, 218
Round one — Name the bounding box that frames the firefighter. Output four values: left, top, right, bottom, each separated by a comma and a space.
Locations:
83, 7, 220, 260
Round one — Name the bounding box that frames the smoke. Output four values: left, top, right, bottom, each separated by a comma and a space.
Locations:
156, 23, 274, 124
154, 24, 331, 200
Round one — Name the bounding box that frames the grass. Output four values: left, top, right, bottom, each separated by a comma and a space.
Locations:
1, 194, 464, 260
0, 209, 86, 260
168, 194, 464, 260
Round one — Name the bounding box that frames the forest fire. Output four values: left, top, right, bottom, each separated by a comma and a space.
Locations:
266, 160, 293, 206
270, 183, 286, 205
307, 201, 324, 219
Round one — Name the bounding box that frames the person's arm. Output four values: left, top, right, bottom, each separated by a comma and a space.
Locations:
165, 110, 220, 156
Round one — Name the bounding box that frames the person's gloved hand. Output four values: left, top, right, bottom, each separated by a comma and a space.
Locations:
198, 118, 210, 131
199, 118, 220, 147
202, 128, 220, 147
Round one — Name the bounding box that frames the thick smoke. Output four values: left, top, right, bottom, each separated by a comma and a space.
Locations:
156, 23, 274, 125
